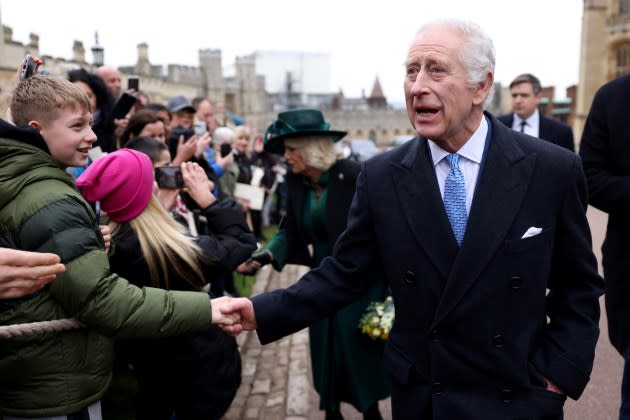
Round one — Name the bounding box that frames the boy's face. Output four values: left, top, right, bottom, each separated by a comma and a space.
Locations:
35, 106, 97, 168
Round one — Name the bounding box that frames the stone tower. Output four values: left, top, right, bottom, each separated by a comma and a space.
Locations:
235, 54, 258, 114
198, 48, 224, 103
575, 0, 608, 141
72, 40, 85, 64
135, 42, 151, 76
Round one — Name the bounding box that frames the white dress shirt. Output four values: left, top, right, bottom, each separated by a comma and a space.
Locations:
512, 109, 540, 138
428, 116, 488, 215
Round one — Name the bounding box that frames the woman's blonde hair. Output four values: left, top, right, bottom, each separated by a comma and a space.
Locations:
111, 196, 209, 290
233, 125, 251, 139
285, 135, 337, 172
234, 125, 253, 149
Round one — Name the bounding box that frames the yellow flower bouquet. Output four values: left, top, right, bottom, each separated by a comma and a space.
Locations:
358, 296, 395, 341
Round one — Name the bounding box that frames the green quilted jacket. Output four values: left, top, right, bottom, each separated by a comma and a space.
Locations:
0, 121, 213, 417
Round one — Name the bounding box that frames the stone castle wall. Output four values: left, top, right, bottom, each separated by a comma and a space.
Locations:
0, 14, 412, 145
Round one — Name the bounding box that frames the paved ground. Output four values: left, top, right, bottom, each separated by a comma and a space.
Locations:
224, 206, 622, 419
564, 206, 623, 420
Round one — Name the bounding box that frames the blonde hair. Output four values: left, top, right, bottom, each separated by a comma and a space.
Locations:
285, 136, 338, 172
10, 75, 91, 126
111, 196, 210, 290
233, 125, 251, 139
234, 125, 253, 149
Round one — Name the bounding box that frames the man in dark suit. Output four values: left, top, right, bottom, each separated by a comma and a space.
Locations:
498, 73, 575, 152
580, 74, 630, 420
220, 19, 603, 420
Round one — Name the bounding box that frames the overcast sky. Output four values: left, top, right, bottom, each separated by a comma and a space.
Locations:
1, 1, 583, 104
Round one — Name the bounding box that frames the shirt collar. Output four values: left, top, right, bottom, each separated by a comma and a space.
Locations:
514, 108, 539, 127
428, 116, 488, 167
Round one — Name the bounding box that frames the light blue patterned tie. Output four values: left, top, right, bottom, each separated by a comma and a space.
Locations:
443, 153, 467, 246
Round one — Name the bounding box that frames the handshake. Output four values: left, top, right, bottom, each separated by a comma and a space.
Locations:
212, 251, 274, 334
236, 250, 273, 276
210, 296, 257, 336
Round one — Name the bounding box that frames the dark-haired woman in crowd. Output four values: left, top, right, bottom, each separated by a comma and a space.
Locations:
118, 108, 167, 147
67, 68, 116, 153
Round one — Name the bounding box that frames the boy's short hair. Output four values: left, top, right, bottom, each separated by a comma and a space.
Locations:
11, 75, 91, 126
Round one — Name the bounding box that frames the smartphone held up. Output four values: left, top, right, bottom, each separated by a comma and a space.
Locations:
220, 143, 232, 158
155, 166, 184, 189
20, 54, 42, 80
111, 93, 137, 120
127, 75, 140, 91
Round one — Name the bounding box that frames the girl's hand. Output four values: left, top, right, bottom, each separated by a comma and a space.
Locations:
181, 162, 216, 209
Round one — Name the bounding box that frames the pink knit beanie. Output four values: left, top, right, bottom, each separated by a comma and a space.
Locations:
76, 149, 153, 223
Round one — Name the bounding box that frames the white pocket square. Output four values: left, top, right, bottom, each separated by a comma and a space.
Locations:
521, 227, 542, 239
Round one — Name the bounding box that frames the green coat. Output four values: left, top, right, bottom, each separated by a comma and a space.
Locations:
267, 160, 390, 412
0, 122, 212, 417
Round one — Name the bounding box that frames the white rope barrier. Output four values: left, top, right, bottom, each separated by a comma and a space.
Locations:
0, 318, 84, 340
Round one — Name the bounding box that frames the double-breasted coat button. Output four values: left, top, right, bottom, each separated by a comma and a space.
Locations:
502, 389, 512, 403
492, 334, 505, 348
403, 270, 416, 285
510, 276, 523, 289
432, 382, 443, 395
430, 329, 439, 341
338, 173, 344, 180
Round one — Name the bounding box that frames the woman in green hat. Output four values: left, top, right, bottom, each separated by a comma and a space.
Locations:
239, 109, 390, 419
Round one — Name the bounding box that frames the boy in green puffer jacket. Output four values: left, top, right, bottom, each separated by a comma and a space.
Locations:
0, 74, 235, 419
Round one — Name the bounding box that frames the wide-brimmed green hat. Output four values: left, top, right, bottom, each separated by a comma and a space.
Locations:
263, 109, 347, 154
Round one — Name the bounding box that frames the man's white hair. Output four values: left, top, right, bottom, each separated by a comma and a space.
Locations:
416, 19, 496, 107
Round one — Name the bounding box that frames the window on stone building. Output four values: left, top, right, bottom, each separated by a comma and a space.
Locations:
615, 43, 630, 78
620, 0, 630, 14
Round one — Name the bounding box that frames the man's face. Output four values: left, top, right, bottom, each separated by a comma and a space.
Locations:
510, 82, 541, 120
99, 67, 121, 99
404, 26, 491, 151
171, 110, 194, 129
196, 100, 216, 133
37, 107, 97, 168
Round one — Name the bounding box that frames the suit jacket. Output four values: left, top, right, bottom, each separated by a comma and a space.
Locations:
497, 112, 575, 152
579, 73, 630, 360
252, 113, 603, 419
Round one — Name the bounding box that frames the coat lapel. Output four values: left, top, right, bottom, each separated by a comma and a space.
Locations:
287, 173, 306, 234
391, 138, 458, 279
432, 118, 536, 326
539, 116, 551, 141
326, 161, 355, 240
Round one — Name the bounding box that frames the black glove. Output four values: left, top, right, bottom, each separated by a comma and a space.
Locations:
249, 251, 272, 266
238, 251, 272, 276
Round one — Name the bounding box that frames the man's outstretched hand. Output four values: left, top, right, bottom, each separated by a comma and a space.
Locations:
214, 297, 257, 336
